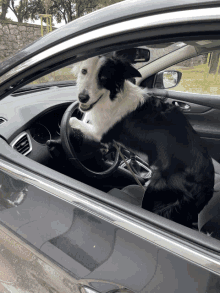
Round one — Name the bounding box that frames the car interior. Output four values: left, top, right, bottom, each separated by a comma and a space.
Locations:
1, 39, 220, 276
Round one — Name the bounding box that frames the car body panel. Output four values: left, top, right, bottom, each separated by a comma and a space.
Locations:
0, 0, 220, 292
0, 223, 81, 293
0, 157, 218, 293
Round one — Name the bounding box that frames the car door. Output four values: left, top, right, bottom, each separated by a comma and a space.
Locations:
153, 51, 220, 162
1, 2, 220, 293
0, 141, 219, 293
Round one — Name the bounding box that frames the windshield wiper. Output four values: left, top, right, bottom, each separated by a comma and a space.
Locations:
11, 80, 76, 97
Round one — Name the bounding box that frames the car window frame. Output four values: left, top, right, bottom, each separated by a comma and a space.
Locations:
1, 6, 220, 97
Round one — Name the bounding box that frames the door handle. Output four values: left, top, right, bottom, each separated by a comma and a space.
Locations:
173, 101, 191, 110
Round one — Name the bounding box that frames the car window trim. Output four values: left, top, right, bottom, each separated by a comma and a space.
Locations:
149, 88, 220, 110
1, 6, 220, 86
0, 141, 220, 276
137, 45, 198, 85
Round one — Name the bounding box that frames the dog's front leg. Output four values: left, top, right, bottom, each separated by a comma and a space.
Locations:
69, 117, 105, 154
69, 117, 98, 141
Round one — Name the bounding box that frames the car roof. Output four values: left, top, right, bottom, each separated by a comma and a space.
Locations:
0, 0, 219, 75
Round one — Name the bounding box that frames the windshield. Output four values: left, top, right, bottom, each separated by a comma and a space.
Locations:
134, 42, 186, 69
30, 65, 75, 85
27, 42, 186, 87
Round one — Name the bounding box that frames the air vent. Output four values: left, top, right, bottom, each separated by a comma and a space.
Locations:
0, 118, 6, 125
10, 132, 32, 156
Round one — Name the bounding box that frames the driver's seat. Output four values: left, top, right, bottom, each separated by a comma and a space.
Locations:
109, 158, 220, 240
198, 158, 220, 239
108, 185, 145, 207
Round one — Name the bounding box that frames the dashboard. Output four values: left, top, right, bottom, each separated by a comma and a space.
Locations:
9, 105, 69, 164
29, 107, 82, 145
30, 108, 64, 144
0, 83, 79, 164
12, 105, 84, 165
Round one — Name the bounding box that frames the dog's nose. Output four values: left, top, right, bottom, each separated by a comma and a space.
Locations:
79, 93, 90, 103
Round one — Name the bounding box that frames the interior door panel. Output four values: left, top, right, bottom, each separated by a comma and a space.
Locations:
168, 99, 211, 113
149, 89, 220, 161
149, 89, 220, 110
164, 93, 220, 162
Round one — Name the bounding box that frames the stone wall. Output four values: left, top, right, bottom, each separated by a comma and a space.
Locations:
0, 23, 208, 69
0, 20, 56, 62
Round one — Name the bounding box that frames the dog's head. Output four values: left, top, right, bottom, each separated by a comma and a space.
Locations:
72, 56, 142, 112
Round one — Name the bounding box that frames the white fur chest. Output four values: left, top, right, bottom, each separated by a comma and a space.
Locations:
84, 81, 146, 141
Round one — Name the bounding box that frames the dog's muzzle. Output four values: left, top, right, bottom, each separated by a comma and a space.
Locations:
79, 94, 103, 112
79, 93, 90, 104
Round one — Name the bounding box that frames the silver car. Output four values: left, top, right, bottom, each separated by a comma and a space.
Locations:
0, 0, 220, 292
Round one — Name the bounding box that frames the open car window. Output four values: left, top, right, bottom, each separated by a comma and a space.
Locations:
29, 64, 76, 85
164, 51, 220, 95
27, 44, 186, 87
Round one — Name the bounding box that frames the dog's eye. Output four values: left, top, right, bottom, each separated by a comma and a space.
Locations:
81, 69, 87, 75
100, 75, 107, 80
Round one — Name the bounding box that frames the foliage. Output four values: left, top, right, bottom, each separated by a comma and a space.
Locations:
49, 0, 99, 24
44, 0, 52, 14
0, 0, 10, 20
8, 0, 47, 23
9, 0, 32, 23
50, 0, 123, 24
50, 0, 77, 23
1, 0, 123, 24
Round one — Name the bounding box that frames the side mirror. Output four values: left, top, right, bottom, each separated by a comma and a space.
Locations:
114, 48, 150, 63
154, 70, 182, 89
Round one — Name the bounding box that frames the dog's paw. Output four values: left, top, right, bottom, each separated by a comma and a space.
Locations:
69, 117, 95, 141
69, 117, 82, 129
69, 117, 91, 135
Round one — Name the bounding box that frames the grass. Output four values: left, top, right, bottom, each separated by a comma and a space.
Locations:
168, 62, 220, 95
30, 67, 76, 84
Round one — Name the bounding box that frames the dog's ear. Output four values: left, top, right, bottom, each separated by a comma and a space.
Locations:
122, 63, 142, 79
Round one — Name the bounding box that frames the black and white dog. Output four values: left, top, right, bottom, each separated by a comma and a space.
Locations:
70, 55, 214, 228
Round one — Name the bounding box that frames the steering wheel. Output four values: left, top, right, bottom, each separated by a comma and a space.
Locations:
60, 101, 121, 178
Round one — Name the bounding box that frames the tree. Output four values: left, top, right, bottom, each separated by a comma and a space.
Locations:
75, 0, 98, 18
0, 0, 10, 20
8, 0, 46, 23
28, 0, 46, 22
98, 0, 123, 7
49, 0, 123, 24
50, 0, 76, 24
209, 51, 220, 75
44, 0, 52, 14
5, 0, 123, 24
47, 0, 97, 24
9, 0, 31, 23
